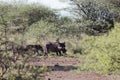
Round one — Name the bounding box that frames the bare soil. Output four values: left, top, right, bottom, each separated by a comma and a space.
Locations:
28, 56, 120, 80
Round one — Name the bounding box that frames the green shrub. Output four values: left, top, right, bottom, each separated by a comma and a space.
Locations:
80, 23, 120, 74
25, 20, 57, 44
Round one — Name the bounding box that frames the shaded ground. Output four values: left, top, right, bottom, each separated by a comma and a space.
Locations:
28, 56, 120, 80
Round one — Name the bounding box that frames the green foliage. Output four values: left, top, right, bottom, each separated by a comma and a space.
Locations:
0, 2, 58, 30
0, 2, 57, 80
70, 0, 115, 35
80, 23, 120, 74
22, 5, 58, 25
5, 65, 47, 80
25, 20, 57, 43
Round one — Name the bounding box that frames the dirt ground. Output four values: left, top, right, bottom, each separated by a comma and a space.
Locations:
28, 56, 120, 80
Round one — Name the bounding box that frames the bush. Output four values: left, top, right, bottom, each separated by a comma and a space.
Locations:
24, 20, 57, 44
80, 23, 120, 74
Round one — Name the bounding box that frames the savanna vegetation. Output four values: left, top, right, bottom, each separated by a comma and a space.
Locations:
0, 0, 120, 79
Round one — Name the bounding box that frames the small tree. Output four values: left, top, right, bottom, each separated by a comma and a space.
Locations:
70, 0, 115, 35
23, 5, 58, 26
0, 3, 47, 79
0, 4, 10, 78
